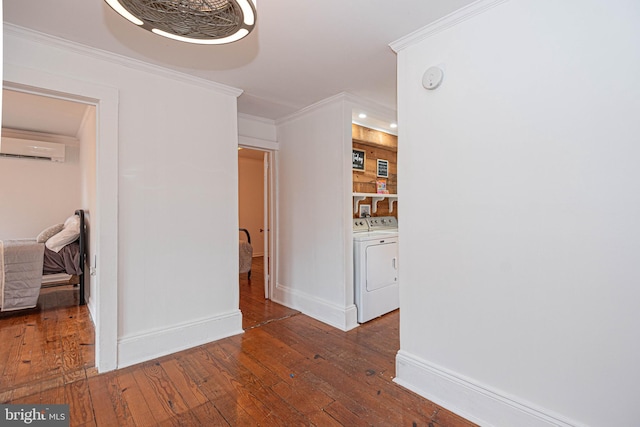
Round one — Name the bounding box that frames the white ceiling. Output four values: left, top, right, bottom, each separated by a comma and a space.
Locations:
3, 0, 477, 130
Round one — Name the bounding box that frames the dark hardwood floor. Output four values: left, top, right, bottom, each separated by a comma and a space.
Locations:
0, 257, 476, 426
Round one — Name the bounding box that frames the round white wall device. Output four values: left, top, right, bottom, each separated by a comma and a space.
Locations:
422, 66, 444, 90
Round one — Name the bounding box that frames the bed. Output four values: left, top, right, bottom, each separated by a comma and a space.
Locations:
0, 209, 86, 311
239, 228, 253, 279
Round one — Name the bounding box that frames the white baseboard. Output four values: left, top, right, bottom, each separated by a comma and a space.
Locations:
273, 283, 359, 331
117, 310, 243, 369
394, 350, 583, 427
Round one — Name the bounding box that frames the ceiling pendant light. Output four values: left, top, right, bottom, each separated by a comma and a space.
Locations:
104, 0, 256, 45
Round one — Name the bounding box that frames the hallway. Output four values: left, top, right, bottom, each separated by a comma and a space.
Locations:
1, 257, 475, 426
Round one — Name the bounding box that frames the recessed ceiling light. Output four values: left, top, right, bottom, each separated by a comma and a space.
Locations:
390, 123, 398, 129
358, 113, 367, 119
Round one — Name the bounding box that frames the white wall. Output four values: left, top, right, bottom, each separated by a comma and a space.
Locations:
5, 26, 243, 368
0, 144, 81, 239
393, 1, 640, 426
275, 94, 357, 330
238, 155, 264, 255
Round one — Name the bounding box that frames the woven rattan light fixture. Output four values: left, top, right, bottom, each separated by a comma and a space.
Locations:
104, 0, 256, 44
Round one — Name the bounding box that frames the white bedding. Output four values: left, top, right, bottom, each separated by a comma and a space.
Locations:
0, 239, 45, 311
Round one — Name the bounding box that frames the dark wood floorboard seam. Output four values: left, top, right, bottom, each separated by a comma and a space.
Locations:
243, 311, 301, 330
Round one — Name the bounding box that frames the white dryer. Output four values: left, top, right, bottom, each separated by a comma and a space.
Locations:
353, 216, 399, 323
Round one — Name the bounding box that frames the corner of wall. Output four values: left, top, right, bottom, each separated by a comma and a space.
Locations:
273, 283, 359, 331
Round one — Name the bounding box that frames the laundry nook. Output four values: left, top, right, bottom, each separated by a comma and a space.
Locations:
351, 122, 399, 323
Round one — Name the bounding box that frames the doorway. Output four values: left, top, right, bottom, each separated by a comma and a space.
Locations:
238, 146, 289, 329
3, 65, 120, 372
238, 147, 273, 299
1, 88, 97, 374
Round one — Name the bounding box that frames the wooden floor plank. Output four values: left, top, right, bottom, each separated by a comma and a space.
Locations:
64, 379, 94, 426
157, 358, 209, 410
270, 379, 334, 417
215, 339, 282, 388
324, 399, 373, 427
87, 373, 133, 426
116, 371, 157, 427
1, 320, 27, 388
187, 402, 231, 426
0, 321, 21, 376
129, 362, 190, 425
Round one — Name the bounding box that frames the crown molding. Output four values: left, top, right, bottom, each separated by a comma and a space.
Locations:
389, 0, 510, 52
275, 92, 352, 127
4, 23, 243, 98
275, 92, 397, 128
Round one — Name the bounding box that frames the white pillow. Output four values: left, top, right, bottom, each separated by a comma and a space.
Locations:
45, 215, 80, 253
36, 223, 64, 243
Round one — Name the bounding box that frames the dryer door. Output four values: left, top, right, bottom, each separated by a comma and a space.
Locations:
365, 241, 398, 291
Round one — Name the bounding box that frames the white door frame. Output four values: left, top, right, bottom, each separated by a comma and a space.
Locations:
262, 151, 269, 299
4, 65, 120, 372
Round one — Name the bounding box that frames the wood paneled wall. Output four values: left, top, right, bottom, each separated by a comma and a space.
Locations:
352, 124, 398, 218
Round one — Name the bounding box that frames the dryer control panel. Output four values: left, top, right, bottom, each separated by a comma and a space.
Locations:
353, 218, 370, 233
353, 216, 398, 233
367, 216, 398, 231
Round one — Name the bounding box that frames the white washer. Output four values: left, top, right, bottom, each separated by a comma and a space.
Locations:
353, 216, 399, 323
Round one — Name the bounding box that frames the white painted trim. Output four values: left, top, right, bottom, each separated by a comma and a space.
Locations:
1, 128, 80, 146
77, 105, 96, 141
3, 64, 120, 373
239, 135, 279, 151
276, 92, 352, 126
340, 101, 355, 310
394, 350, 585, 427
273, 283, 359, 331
269, 151, 278, 302
3, 23, 243, 98
389, 0, 510, 52
118, 311, 243, 369
87, 297, 98, 330
238, 113, 276, 126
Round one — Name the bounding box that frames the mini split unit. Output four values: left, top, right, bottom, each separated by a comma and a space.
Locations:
0, 137, 66, 162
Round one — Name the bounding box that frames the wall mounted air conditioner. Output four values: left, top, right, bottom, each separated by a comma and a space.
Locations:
0, 137, 66, 162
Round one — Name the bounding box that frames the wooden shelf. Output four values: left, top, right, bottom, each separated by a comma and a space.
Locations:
353, 192, 398, 214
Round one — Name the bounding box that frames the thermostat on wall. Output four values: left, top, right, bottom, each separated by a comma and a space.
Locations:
422, 66, 444, 90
